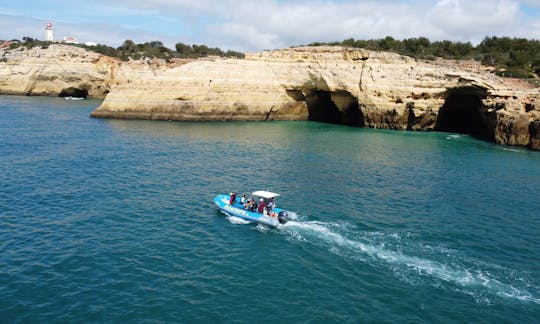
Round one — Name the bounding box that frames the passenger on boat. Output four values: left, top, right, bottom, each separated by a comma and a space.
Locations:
257, 198, 265, 214
240, 193, 246, 205
243, 198, 253, 210
267, 197, 275, 210
229, 192, 236, 205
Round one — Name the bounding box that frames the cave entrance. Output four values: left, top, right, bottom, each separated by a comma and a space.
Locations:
304, 90, 364, 126
434, 87, 495, 141
59, 87, 88, 98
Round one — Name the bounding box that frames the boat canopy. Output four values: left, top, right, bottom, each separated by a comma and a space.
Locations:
252, 190, 280, 199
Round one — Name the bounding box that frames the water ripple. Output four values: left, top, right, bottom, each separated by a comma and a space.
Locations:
2, 96, 540, 322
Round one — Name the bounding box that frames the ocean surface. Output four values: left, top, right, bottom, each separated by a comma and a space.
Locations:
1, 95, 539, 322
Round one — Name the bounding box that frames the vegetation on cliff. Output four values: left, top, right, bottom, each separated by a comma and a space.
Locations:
3, 38, 244, 61
99, 40, 245, 60
4, 36, 540, 79
309, 36, 540, 79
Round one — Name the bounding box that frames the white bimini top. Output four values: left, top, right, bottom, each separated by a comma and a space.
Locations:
252, 190, 280, 199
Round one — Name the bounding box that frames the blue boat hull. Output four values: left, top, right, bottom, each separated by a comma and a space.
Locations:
213, 194, 283, 227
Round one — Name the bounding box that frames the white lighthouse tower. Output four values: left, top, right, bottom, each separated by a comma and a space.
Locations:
45, 21, 53, 42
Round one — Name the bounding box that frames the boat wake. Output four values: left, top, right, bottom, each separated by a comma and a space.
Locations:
280, 220, 540, 305
283, 211, 299, 221
227, 215, 251, 225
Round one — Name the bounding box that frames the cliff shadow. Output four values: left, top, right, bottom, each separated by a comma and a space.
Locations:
435, 86, 496, 141
288, 89, 364, 126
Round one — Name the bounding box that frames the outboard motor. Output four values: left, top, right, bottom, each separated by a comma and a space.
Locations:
278, 211, 289, 224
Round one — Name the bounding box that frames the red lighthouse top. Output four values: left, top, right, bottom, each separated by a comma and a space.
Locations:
46, 21, 53, 29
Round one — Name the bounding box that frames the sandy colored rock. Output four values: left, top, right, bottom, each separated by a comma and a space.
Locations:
1, 44, 540, 150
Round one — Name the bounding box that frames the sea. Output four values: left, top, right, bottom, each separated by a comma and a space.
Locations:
1, 95, 539, 322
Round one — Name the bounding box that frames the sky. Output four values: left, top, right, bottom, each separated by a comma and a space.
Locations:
1, 0, 540, 52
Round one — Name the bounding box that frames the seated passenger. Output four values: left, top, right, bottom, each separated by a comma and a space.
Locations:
244, 198, 253, 211
229, 192, 236, 205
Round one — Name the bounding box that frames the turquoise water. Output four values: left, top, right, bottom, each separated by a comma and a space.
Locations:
1, 95, 539, 322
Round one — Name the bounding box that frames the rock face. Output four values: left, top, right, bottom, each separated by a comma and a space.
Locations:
0, 45, 112, 98
2, 44, 540, 150
92, 46, 540, 150
0, 44, 179, 98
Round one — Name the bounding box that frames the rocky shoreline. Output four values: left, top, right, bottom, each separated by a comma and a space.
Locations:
1, 44, 539, 150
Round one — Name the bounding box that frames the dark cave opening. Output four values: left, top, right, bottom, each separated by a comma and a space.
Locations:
59, 87, 88, 98
434, 88, 495, 141
304, 90, 364, 126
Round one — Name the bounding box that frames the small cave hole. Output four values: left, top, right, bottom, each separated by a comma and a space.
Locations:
59, 87, 88, 98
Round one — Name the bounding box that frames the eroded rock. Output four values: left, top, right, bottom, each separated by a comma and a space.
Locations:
2, 45, 540, 150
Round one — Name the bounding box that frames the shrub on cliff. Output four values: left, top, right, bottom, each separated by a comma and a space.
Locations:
174, 42, 244, 59
79, 40, 244, 61
4, 37, 51, 50
495, 67, 535, 79
309, 36, 540, 79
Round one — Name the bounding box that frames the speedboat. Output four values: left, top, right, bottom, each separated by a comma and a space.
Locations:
214, 190, 294, 227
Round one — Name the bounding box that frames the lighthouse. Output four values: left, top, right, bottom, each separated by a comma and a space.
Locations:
45, 21, 53, 42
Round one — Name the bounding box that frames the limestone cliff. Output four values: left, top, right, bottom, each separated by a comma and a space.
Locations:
0, 44, 183, 98
1, 44, 539, 150
92, 46, 540, 150
0, 45, 112, 98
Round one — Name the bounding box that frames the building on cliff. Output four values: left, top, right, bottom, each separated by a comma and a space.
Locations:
63, 36, 80, 45
45, 21, 53, 42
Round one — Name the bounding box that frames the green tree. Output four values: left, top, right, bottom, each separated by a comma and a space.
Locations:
119, 40, 136, 53
175, 42, 193, 56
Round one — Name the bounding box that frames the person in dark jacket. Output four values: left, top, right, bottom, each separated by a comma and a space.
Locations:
267, 197, 275, 210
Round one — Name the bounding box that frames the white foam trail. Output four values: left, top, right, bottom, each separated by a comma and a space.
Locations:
285, 211, 299, 221
256, 224, 271, 232
226, 215, 251, 225
284, 221, 540, 304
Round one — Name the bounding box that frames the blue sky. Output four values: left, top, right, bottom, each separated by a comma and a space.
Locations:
1, 0, 540, 52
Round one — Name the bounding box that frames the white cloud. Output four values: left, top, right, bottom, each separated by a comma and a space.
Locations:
521, 0, 540, 6
0, 13, 173, 47
193, 0, 537, 50
209, 23, 284, 51
428, 0, 523, 40
2, 1, 540, 51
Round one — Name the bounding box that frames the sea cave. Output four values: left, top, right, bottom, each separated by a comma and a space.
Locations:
434, 86, 496, 141
289, 89, 364, 126
59, 87, 89, 98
